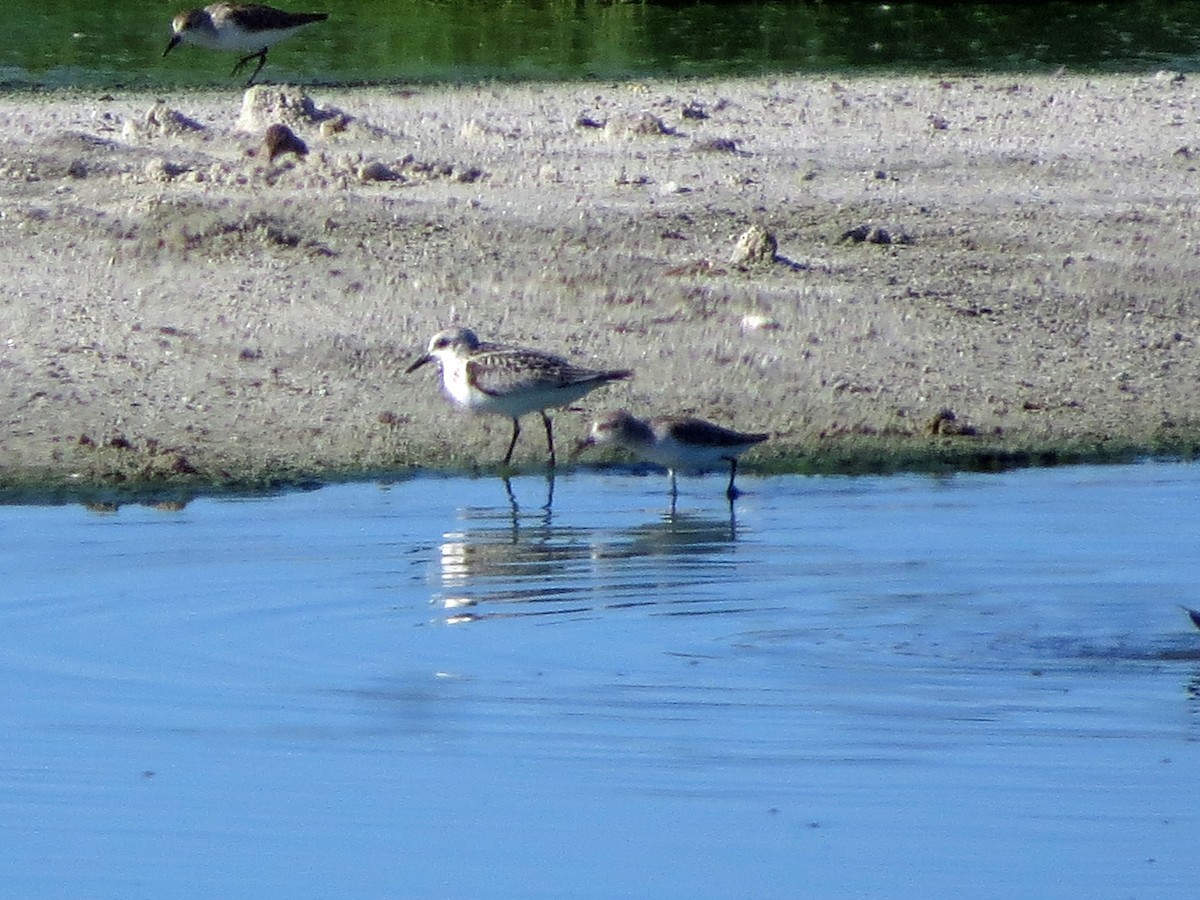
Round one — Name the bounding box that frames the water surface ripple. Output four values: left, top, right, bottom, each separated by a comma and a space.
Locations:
2, 463, 1198, 896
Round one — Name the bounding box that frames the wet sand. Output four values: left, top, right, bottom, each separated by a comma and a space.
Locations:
2, 73, 1199, 497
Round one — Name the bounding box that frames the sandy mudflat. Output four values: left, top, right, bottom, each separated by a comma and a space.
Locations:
2, 73, 1200, 496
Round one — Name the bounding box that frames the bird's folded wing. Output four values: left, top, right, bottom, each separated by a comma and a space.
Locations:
467, 353, 565, 395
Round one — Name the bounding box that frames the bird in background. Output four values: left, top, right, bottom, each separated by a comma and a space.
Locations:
163, 4, 328, 85
577, 409, 769, 501
406, 327, 633, 468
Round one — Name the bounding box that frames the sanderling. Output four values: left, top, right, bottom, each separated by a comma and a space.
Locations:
406, 327, 632, 468
163, 4, 328, 85
577, 409, 769, 499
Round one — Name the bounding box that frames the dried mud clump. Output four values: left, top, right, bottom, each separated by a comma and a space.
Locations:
357, 160, 401, 182
841, 224, 914, 246
730, 224, 778, 265
74, 432, 200, 483
264, 123, 308, 163
144, 158, 191, 182
691, 137, 744, 155
605, 111, 674, 138
926, 409, 978, 437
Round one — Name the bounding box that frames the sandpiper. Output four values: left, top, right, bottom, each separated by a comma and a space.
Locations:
577, 409, 769, 499
163, 4, 328, 85
406, 327, 633, 468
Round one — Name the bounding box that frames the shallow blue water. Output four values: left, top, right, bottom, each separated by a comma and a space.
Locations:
3, 463, 1200, 896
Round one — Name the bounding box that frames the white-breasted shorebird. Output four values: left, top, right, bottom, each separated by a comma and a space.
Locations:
578, 409, 769, 499
163, 4, 328, 85
406, 327, 632, 468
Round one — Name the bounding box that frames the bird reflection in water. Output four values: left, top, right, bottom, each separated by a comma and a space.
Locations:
432, 476, 743, 624
595, 507, 739, 562
437, 474, 580, 623
502, 473, 554, 517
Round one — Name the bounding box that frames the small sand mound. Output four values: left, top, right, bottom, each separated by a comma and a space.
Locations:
237, 86, 342, 133
122, 102, 205, 140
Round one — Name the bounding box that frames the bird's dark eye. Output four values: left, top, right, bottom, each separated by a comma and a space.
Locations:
434, 337, 449, 349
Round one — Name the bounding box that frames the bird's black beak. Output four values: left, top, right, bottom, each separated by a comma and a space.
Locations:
163, 34, 182, 58
404, 354, 432, 375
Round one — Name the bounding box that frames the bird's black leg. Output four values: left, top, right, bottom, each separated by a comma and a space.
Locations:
725, 459, 741, 500
503, 418, 521, 466
231, 48, 268, 85
540, 410, 556, 467
247, 51, 268, 85
229, 49, 257, 76
501, 476, 518, 514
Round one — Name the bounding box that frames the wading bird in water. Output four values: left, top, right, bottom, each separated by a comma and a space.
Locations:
577, 409, 769, 501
